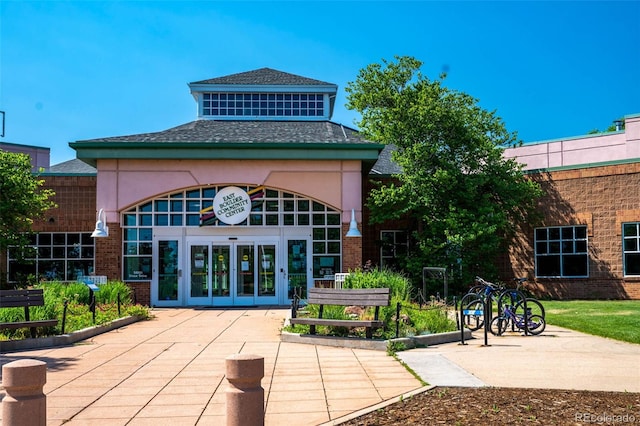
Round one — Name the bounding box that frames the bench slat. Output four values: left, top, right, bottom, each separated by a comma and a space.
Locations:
307, 288, 390, 307
289, 318, 383, 328
0, 289, 46, 307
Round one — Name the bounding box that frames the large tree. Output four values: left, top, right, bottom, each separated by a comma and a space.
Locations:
346, 56, 542, 289
0, 150, 56, 286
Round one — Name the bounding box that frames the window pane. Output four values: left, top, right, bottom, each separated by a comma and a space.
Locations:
327, 214, 340, 226
575, 226, 587, 239
124, 214, 137, 226
125, 229, 137, 241
140, 242, 152, 255
155, 200, 168, 212
171, 215, 183, 226
124, 257, 152, 280
283, 214, 295, 225
623, 223, 638, 237
624, 239, 638, 251
549, 228, 560, 240
82, 247, 94, 258
562, 254, 588, 276
625, 253, 640, 275
313, 214, 325, 226
327, 228, 341, 240
537, 256, 561, 277
139, 229, 152, 241
266, 214, 278, 225
140, 214, 152, 226
155, 215, 169, 226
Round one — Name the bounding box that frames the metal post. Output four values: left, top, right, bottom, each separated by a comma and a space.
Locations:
395, 302, 401, 338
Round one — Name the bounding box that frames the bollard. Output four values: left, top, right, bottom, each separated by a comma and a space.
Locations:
2, 359, 47, 426
225, 354, 264, 426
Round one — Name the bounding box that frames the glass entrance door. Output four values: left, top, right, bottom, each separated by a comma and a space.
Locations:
154, 238, 182, 306
186, 239, 278, 306
287, 239, 309, 301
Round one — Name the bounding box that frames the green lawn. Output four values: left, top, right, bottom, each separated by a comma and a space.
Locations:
543, 300, 640, 344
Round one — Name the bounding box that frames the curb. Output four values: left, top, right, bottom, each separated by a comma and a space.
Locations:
0, 315, 144, 353
318, 385, 437, 426
280, 329, 472, 350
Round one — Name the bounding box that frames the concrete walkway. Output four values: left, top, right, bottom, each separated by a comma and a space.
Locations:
1, 308, 639, 425
398, 324, 640, 393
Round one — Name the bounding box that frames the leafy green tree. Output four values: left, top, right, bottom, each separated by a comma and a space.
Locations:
0, 150, 56, 287
346, 56, 543, 290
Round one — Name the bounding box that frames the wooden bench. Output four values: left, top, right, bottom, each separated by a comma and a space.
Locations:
290, 287, 390, 339
0, 289, 58, 338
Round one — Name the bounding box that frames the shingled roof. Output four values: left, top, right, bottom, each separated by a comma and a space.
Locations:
190, 68, 335, 87
75, 120, 369, 144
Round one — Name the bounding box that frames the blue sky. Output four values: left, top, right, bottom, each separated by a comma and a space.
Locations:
1, 0, 639, 165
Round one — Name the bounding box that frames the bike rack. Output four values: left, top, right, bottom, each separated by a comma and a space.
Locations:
459, 288, 533, 344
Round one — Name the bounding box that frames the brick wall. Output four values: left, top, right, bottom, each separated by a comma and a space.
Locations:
34, 175, 97, 233
503, 163, 640, 299
342, 222, 363, 272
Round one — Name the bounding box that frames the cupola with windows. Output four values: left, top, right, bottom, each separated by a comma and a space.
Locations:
188, 68, 338, 121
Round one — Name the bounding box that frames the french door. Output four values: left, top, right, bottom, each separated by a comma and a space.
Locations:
187, 239, 278, 306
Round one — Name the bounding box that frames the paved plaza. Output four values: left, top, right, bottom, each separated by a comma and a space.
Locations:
1, 307, 639, 425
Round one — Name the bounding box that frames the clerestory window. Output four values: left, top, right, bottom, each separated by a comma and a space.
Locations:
202, 93, 325, 118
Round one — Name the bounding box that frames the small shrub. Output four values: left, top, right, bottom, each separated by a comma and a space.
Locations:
0, 280, 150, 340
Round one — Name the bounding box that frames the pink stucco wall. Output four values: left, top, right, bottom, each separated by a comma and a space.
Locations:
504, 114, 640, 170
96, 158, 363, 223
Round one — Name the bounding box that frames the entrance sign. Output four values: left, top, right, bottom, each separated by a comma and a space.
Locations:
213, 186, 252, 225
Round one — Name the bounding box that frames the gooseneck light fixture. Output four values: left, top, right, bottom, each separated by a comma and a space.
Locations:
345, 209, 362, 237
91, 209, 109, 238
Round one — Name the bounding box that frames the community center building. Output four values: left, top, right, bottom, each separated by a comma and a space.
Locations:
2, 68, 639, 302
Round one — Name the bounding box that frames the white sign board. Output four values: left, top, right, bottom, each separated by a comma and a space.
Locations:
213, 186, 252, 225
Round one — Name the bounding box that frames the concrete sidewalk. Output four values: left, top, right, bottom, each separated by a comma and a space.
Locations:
397, 324, 640, 393
1, 308, 639, 425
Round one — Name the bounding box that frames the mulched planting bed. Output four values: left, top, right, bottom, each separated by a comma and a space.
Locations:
340, 387, 640, 425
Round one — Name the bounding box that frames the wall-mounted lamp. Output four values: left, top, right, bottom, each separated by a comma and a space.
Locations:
91, 209, 109, 238
346, 209, 362, 237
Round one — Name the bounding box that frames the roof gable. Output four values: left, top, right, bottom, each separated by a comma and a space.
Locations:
190, 68, 335, 86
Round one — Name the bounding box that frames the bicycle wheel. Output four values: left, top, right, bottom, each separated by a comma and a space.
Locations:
514, 298, 545, 319
498, 290, 545, 319
462, 299, 484, 331
524, 314, 546, 335
489, 316, 508, 336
